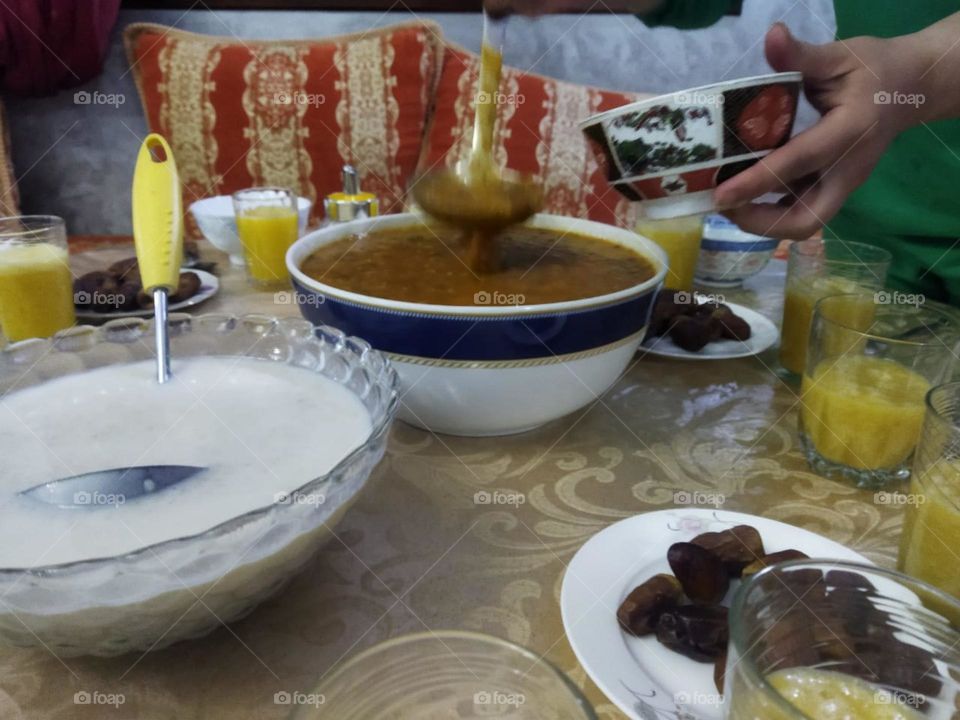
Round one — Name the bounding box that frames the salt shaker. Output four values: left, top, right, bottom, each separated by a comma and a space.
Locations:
324, 165, 379, 224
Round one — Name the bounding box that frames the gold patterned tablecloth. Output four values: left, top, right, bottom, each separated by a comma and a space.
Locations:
0, 241, 903, 719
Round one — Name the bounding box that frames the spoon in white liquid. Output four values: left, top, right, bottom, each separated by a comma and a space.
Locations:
21, 134, 206, 509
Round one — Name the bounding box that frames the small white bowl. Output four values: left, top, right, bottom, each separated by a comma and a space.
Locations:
189, 195, 312, 266
695, 214, 778, 287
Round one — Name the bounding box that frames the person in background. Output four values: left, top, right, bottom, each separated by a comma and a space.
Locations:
486, 0, 960, 304
0, 0, 120, 95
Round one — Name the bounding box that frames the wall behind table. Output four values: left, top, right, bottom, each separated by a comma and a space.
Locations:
5, 2, 834, 235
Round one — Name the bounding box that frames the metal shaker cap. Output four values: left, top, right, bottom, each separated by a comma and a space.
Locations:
324, 165, 379, 223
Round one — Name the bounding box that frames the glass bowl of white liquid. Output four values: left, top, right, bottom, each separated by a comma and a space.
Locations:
0, 314, 397, 656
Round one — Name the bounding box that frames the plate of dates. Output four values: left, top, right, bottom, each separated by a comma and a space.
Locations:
560, 509, 871, 720
640, 294, 778, 359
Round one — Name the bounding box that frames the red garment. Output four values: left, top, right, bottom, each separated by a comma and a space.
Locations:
0, 0, 120, 95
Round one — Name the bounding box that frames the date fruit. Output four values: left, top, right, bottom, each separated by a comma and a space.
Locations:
617, 574, 684, 637
741, 549, 809, 577
669, 315, 722, 352
668, 542, 730, 603
656, 604, 729, 662
690, 525, 765, 578
714, 649, 727, 694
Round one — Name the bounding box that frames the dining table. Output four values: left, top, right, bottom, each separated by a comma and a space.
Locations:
0, 236, 906, 720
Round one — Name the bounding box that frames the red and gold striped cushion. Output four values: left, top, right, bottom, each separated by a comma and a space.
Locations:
124, 21, 445, 235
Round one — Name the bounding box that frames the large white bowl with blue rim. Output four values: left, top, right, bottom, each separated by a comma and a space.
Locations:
695, 214, 779, 287
287, 213, 667, 437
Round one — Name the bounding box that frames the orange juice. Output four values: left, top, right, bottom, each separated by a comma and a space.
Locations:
800, 356, 929, 470
899, 459, 960, 598
0, 242, 75, 342
636, 215, 703, 291
236, 206, 299, 286
728, 667, 923, 720
780, 275, 868, 375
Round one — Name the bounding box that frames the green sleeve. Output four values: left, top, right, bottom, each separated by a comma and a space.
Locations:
639, 0, 743, 30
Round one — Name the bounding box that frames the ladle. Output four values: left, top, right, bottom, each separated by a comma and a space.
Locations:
412, 12, 543, 273
21, 134, 207, 508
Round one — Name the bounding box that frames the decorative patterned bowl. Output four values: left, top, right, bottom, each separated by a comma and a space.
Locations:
695, 213, 779, 287
189, 195, 312, 266
287, 213, 667, 436
580, 72, 801, 220
0, 314, 397, 657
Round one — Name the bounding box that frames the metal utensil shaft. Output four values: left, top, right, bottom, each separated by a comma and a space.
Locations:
154, 287, 171, 384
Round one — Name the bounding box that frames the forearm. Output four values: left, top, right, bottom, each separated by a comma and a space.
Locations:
485, 0, 663, 17
887, 11, 960, 128
594, 0, 663, 12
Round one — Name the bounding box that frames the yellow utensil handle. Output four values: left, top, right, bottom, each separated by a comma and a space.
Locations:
132, 134, 183, 293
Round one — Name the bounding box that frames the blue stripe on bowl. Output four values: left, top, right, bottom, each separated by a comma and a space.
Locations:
700, 238, 779, 252
291, 278, 657, 361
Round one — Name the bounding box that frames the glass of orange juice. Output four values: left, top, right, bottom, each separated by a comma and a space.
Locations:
780, 238, 891, 377
899, 382, 960, 600
798, 293, 959, 488
0, 216, 75, 343
727, 559, 960, 720
233, 187, 300, 288
636, 214, 704, 291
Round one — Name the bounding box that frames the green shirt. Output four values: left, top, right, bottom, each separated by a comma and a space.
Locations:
644, 1, 960, 302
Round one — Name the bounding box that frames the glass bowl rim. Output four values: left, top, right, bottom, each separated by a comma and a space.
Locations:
0, 313, 399, 578
0, 214, 67, 237
729, 558, 960, 720
925, 381, 960, 425
232, 186, 297, 202
789, 237, 893, 267
812, 292, 960, 349
286, 212, 668, 318
296, 629, 598, 720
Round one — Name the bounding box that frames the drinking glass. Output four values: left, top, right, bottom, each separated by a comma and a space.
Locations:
636, 213, 704, 292
798, 293, 959, 488
726, 560, 960, 720
232, 187, 299, 288
899, 382, 960, 599
779, 238, 891, 377
0, 215, 75, 342
289, 631, 596, 719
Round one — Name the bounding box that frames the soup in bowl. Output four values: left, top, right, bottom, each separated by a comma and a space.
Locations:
287, 213, 667, 436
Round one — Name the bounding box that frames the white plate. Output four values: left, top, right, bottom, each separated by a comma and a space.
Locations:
640, 300, 778, 359
560, 509, 872, 720
75, 270, 220, 321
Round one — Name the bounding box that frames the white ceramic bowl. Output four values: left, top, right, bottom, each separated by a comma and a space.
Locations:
189, 195, 312, 265
695, 214, 779, 287
287, 213, 667, 437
